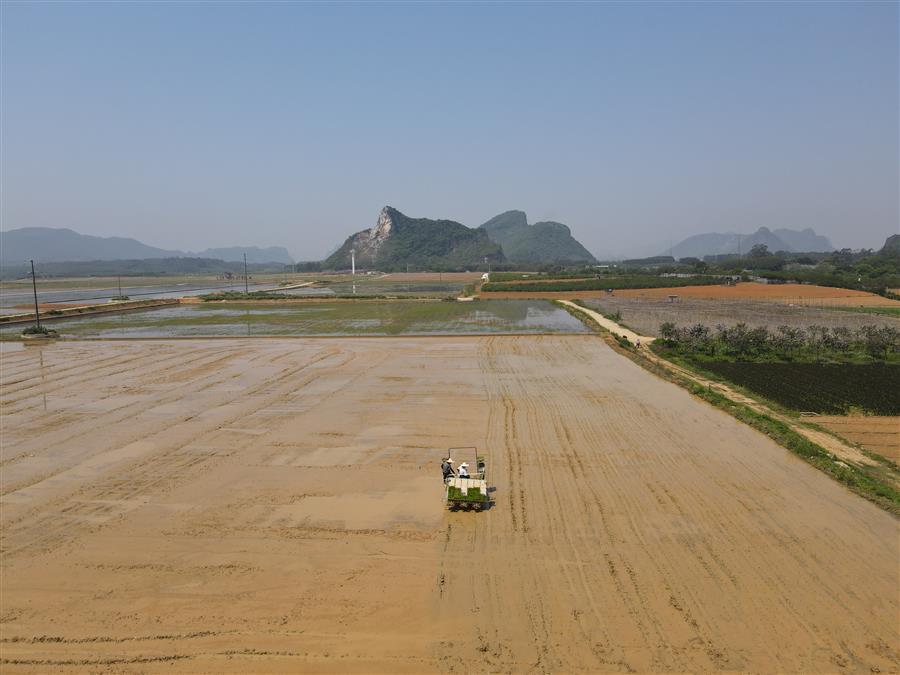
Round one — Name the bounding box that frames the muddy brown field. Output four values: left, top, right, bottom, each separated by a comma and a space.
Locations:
1, 337, 898, 672
816, 416, 900, 462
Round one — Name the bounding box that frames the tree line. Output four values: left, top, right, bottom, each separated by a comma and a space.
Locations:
658, 321, 900, 361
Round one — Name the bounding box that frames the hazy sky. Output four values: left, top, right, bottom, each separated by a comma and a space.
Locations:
2, 1, 897, 260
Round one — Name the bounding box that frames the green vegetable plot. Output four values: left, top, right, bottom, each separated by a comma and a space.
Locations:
695, 361, 900, 414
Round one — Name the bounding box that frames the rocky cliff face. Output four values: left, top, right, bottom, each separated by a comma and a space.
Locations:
880, 234, 899, 254
323, 206, 504, 270
344, 206, 397, 263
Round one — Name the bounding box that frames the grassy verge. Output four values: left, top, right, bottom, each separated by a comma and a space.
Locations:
555, 301, 630, 342
559, 301, 900, 515
679, 377, 900, 515
570, 298, 645, 334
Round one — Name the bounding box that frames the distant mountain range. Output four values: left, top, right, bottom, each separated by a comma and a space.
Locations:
668, 227, 833, 259
324, 206, 596, 269
479, 211, 596, 264
0, 227, 294, 264
1, 221, 848, 270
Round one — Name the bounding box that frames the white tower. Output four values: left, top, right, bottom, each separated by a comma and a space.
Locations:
351, 249, 356, 276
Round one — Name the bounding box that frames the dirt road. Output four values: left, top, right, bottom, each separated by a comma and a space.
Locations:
558, 300, 654, 344
1, 338, 897, 672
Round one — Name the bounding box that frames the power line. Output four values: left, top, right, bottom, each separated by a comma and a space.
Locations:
30, 260, 41, 329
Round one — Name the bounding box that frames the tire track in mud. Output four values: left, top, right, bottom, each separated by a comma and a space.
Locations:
0, 351, 253, 493
3, 336, 898, 673
1, 344, 359, 558
0, 342, 268, 419
0, 342, 328, 473
0, 346, 244, 445
528, 338, 881, 670
489, 337, 651, 671
1, 343, 221, 403
438, 337, 608, 672
441, 335, 899, 673
3, 344, 348, 508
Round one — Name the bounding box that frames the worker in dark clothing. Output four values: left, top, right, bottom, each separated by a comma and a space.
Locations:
441, 458, 455, 481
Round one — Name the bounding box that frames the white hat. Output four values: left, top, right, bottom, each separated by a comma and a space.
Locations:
459, 462, 468, 468
447, 458, 454, 463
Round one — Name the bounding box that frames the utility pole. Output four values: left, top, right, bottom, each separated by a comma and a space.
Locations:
30, 259, 41, 329
406, 263, 410, 294
117, 275, 122, 299
243, 253, 249, 294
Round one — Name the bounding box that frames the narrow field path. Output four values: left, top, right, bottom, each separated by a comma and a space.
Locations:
558, 299, 655, 344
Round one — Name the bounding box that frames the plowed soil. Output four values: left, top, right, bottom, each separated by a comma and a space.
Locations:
615, 283, 899, 305
816, 416, 900, 462
1, 337, 897, 672
482, 281, 900, 306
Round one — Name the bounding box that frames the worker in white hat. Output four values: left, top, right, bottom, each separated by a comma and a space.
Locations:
458, 462, 470, 479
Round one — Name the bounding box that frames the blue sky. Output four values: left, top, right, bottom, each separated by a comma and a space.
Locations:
2, 1, 897, 259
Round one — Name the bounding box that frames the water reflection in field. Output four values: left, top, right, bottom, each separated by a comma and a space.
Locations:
1, 300, 589, 338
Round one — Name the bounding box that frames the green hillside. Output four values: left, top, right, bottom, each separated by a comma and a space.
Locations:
324, 207, 503, 270
480, 211, 596, 263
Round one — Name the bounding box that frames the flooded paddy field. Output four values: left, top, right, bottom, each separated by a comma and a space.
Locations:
0, 300, 588, 338
0, 273, 476, 314
0, 276, 288, 314
284, 278, 470, 297
1, 337, 897, 672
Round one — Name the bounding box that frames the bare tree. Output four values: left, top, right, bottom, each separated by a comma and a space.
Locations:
825, 326, 853, 354
774, 325, 805, 358
860, 325, 900, 360
806, 324, 828, 361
